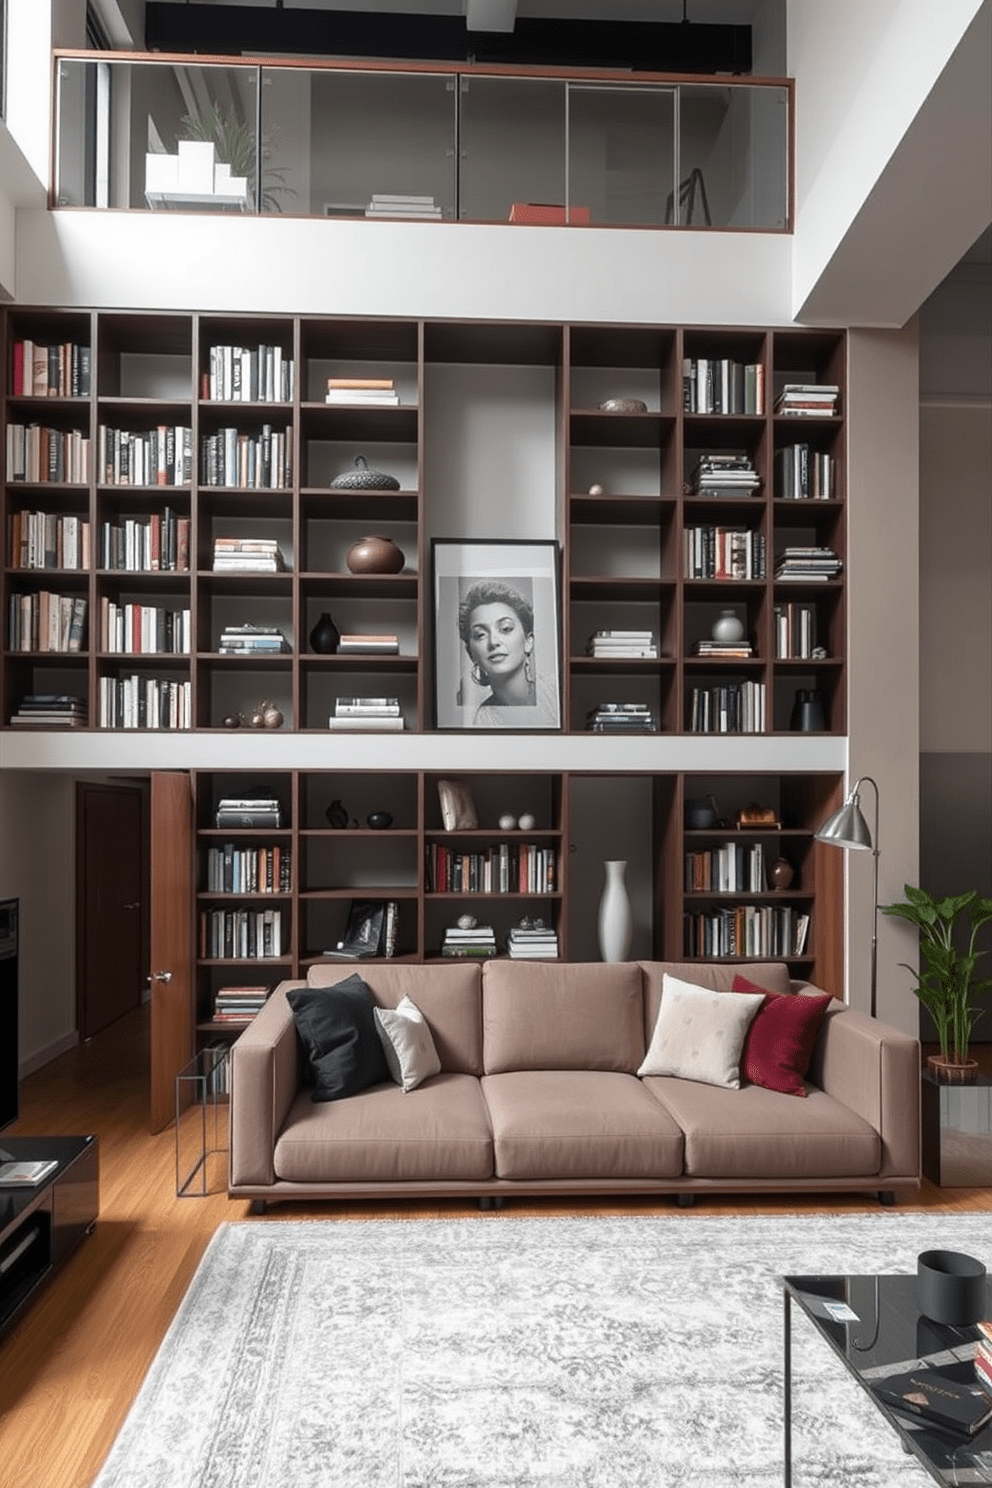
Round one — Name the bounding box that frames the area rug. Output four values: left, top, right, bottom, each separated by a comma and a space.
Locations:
92, 1212, 992, 1488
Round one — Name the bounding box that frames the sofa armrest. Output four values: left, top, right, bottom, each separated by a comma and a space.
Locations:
801, 986, 921, 1181
229, 981, 305, 1187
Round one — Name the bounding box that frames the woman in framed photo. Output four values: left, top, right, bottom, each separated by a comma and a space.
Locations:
458, 580, 558, 727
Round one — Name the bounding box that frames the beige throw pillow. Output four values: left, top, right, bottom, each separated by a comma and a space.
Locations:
373, 995, 442, 1092
637, 973, 765, 1089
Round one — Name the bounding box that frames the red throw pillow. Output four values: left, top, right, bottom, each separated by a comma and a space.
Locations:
732, 974, 832, 1097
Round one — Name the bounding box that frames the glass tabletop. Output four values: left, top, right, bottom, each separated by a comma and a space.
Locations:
784, 1274, 992, 1485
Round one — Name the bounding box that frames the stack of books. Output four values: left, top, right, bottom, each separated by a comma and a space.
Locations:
365, 193, 442, 219
9, 693, 88, 728
325, 378, 400, 406
212, 985, 272, 1024
774, 383, 840, 417
694, 637, 753, 659
774, 547, 843, 581
506, 923, 559, 959
689, 452, 761, 497
440, 924, 497, 958
212, 537, 285, 572
337, 632, 400, 655
328, 696, 405, 731
587, 630, 658, 659
218, 624, 290, 656
586, 702, 657, 733
214, 795, 282, 828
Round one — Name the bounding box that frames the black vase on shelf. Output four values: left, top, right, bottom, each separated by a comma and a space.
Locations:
309, 612, 340, 655
790, 688, 826, 732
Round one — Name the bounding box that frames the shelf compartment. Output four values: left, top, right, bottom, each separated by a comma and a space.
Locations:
298, 519, 418, 578
301, 666, 418, 733
300, 770, 418, 831
302, 436, 418, 491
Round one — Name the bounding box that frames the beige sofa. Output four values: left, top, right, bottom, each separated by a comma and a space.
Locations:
228, 959, 921, 1210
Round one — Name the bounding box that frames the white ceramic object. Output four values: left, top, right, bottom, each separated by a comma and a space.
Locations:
598, 859, 633, 963
517, 812, 536, 831
498, 814, 517, 831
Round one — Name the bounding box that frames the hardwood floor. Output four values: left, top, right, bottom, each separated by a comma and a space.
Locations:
0, 1008, 989, 1488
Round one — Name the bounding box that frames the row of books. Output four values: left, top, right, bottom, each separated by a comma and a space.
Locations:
425, 842, 557, 895
12, 338, 92, 398
328, 696, 405, 731
774, 443, 835, 500
688, 452, 761, 497
325, 377, 400, 407
100, 511, 190, 573
206, 844, 291, 894
98, 600, 190, 656
773, 601, 820, 659
98, 675, 192, 730
200, 425, 293, 490
6, 424, 91, 484
212, 537, 286, 572
775, 547, 842, 581
218, 624, 290, 655
8, 510, 90, 571
682, 357, 764, 416
200, 907, 284, 960
7, 592, 87, 653
8, 693, 87, 728
203, 345, 295, 404
587, 701, 657, 733
688, 681, 766, 734
587, 629, 659, 659
684, 904, 809, 958
210, 986, 273, 1025
774, 383, 839, 417
98, 425, 194, 488
365, 193, 441, 219
684, 842, 772, 894
685, 525, 767, 581
214, 796, 283, 828
198, 1041, 231, 1094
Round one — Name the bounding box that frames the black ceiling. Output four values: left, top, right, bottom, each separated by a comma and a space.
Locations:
144, 4, 753, 72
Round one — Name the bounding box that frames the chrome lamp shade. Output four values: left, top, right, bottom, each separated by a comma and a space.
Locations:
814, 776, 880, 1018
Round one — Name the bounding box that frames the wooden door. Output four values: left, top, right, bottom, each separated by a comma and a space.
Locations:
76, 784, 146, 1040
149, 771, 194, 1133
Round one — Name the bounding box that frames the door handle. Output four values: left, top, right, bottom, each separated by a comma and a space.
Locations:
147, 970, 173, 984
123, 902, 140, 911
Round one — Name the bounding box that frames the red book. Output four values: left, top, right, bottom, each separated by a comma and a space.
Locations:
509, 202, 590, 225
12, 340, 24, 396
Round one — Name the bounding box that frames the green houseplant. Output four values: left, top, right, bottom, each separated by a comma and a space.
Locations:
180, 103, 294, 213
881, 885, 992, 1080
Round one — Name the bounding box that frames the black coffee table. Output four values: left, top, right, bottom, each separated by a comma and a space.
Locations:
783, 1273, 992, 1485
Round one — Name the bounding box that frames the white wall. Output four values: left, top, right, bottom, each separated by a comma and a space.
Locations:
0, 773, 77, 1073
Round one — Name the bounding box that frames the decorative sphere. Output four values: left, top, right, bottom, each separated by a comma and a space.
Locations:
498, 814, 517, 831
222, 713, 240, 729
711, 608, 745, 644
588, 482, 604, 496
366, 811, 393, 830
517, 812, 536, 831
262, 704, 283, 729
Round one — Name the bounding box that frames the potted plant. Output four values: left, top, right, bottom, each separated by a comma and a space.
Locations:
180, 103, 295, 213
881, 886, 992, 1081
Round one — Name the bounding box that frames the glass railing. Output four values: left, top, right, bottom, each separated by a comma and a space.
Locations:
53, 53, 791, 231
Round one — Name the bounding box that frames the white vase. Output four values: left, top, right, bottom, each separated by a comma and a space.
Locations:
712, 608, 745, 643
598, 860, 633, 963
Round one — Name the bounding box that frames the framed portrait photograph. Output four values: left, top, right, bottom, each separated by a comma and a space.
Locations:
432, 540, 562, 730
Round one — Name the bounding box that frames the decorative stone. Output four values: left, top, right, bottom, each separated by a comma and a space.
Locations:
498, 814, 517, 830
517, 813, 536, 831
588, 482, 604, 496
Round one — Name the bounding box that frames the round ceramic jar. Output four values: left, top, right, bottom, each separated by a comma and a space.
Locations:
346, 536, 405, 575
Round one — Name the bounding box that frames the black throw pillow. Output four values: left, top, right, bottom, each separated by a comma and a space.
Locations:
287, 974, 391, 1102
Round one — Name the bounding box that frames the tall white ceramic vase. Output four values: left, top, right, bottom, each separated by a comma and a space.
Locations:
598, 859, 633, 963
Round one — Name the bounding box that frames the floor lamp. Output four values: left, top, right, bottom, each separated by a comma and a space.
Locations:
814, 775, 881, 1019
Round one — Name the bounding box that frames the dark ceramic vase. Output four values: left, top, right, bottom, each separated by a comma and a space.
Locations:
790, 688, 826, 732
325, 799, 349, 829
770, 857, 794, 891
309, 612, 340, 654
346, 536, 405, 575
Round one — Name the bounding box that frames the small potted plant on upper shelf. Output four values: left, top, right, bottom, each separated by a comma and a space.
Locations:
881, 885, 992, 1081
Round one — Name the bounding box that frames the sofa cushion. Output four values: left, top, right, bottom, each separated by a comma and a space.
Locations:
273, 1072, 493, 1183
374, 995, 442, 1092
733, 974, 833, 1097
637, 974, 765, 1089
287, 974, 390, 1102
642, 1076, 881, 1179
482, 1070, 684, 1180
307, 961, 483, 1075
638, 960, 792, 1048
482, 961, 645, 1074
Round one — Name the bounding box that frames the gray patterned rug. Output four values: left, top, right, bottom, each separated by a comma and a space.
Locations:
92, 1212, 992, 1487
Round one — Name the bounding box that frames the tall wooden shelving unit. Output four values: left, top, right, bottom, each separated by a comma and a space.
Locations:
2, 306, 847, 1055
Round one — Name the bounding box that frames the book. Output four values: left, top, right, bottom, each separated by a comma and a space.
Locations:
873, 1367, 992, 1435
323, 900, 388, 959
0, 1159, 59, 1186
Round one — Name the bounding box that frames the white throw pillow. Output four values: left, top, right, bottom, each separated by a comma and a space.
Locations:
637, 974, 765, 1089
373, 995, 442, 1092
